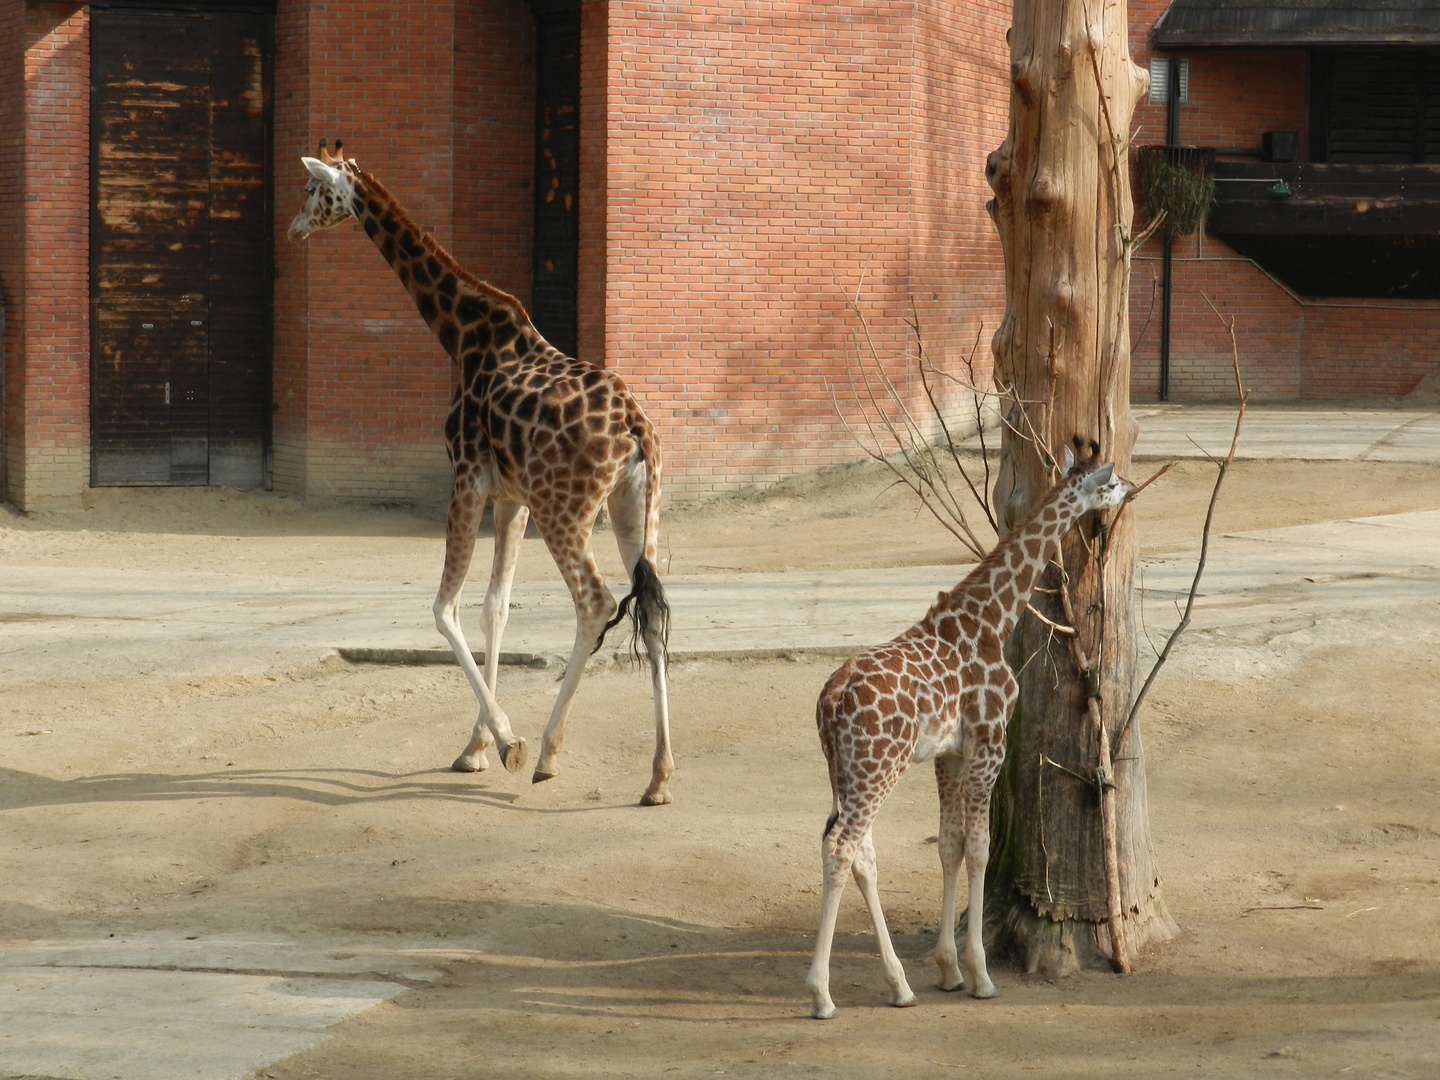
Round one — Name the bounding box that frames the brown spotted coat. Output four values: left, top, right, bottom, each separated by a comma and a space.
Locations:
288, 144, 673, 805
805, 453, 1131, 1018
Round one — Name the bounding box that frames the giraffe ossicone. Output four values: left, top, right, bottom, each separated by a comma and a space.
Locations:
288, 140, 675, 806
806, 444, 1131, 1019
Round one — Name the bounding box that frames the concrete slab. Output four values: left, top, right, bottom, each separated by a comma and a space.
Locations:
1131, 404, 1440, 463
0, 564, 968, 684
0, 933, 485, 1080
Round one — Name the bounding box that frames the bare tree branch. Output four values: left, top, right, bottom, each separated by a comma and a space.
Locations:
1116, 292, 1248, 757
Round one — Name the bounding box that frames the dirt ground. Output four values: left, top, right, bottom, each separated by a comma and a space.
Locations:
4, 458, 1440, 1079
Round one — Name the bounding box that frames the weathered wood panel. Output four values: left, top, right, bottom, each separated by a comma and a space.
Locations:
530, 0, 581, 358
1210, 161, 1440, 234
90, 8, 270, 487
1323, 50, 1440, 163
91, 12, 210, 484
206, 10, 271, 489
1154, 1, 1440, 48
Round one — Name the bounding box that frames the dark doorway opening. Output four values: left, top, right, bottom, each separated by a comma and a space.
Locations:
90, 5, 273, 487
529, 0, 580, 357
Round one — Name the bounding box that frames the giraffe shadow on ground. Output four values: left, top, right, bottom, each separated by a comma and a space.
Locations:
0, 764, 677, 815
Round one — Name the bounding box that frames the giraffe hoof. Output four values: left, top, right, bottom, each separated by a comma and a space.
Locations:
639, 789, 673, 806
937, 978, 967, 993
451, 752, 488, 773
810, 1003, 838, 1021
499, 739, 528, 774
531, 769, 557, 784
970, 984, 1000, 1000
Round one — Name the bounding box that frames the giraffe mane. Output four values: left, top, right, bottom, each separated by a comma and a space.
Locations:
934, 463, 1089, 610
354, 168, 535, 330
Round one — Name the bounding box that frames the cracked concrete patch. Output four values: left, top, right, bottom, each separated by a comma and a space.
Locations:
0, 933, 483, 1080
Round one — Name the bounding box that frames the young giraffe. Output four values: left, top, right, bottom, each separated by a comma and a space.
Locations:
806, 443, 1131, 1019
287, 141, 675, 805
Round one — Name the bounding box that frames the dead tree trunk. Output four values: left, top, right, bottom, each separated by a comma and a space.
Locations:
982, 0, 1178, 974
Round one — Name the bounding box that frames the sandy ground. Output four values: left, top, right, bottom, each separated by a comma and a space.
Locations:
3, 455, 1440, 1079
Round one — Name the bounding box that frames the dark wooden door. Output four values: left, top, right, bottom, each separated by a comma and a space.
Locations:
530, 0, 581, 358
1317, 50, 1440, 164
91, 8, 271, 487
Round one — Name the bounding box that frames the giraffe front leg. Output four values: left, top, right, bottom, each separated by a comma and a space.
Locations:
479, 499, 530, 692
434, 481, 526, 774
961, 777, 1000, 999
933, 754, 967, 992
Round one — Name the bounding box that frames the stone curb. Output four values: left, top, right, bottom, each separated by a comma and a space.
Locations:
337, 645, 861, 669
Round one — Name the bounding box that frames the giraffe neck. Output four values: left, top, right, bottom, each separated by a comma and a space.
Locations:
347, 172, 535, 363
938, 480, 1088, 641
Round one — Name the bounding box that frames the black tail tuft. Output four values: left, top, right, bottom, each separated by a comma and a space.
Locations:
823, 810, 840, 838
593, 557, 671, 665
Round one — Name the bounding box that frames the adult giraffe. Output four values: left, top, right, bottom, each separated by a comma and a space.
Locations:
288, 141, 674, 805
806, 443, 1131, 1018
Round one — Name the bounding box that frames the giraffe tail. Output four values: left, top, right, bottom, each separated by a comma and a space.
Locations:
594, 556, 671, 664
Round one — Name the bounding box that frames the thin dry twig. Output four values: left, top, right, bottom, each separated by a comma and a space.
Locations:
830, 284, 1002, 558
1130, 271, 1162, 353
1026, 602, 1077, 636
1125, 461, 1177, 502
1131, 208, 1168, 249
1241, 904, 1323, 915
1116, 292, 1248, 756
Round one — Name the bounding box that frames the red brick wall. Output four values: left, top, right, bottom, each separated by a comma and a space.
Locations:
271, 0, 312, 492
453, 0, 534, 299
1128, 4, 1440, 401
601, 1, 1008, 499
6, 2, 90, 509
910, 0, 1007, 408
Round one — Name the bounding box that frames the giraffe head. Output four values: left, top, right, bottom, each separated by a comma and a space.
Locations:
287, 139, 361, 242
1061, 440, 1131, 515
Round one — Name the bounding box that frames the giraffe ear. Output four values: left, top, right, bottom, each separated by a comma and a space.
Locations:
1061, 445, 1075, 474
302, 157, 343, 186
1087, 463, 1115, 488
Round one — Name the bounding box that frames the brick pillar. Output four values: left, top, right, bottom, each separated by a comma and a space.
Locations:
5, 2, 90, 510
273, 0, 459, 504
0, 0, 23, 502
273, 0, 537, 505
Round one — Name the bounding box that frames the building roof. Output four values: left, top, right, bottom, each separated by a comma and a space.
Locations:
1152, 0, 1440, 47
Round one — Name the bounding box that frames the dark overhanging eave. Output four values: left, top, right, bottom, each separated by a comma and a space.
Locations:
1153, 4, 1440, 47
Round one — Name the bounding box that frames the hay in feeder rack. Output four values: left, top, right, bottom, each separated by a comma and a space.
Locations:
1137, 146, 1215, 237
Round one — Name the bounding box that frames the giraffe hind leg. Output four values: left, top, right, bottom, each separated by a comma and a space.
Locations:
808, 806, 913, 1018
529, 512, 614, 787
853, 830, 917, 1008
433, 477, 526, 774
805, 818, 853, 1019
607, 475, 673, 806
